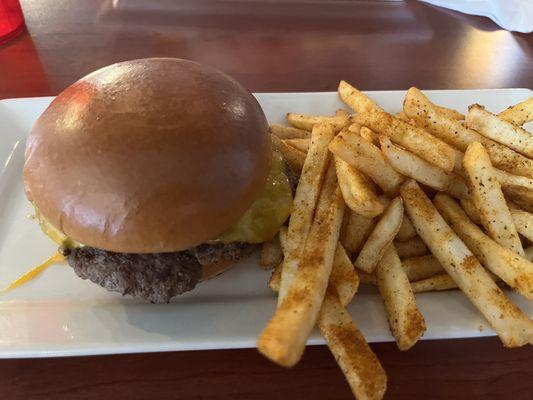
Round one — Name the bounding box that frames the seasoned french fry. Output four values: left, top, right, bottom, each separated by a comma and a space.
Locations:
331, 243, 360, 307
395, 237, 428, 258
287, 109, 350, 131
460, 198, 482, 224
354, 198, 404, 273
498, 97, 533, 126
268, 263, 282, 292
270, 261, 384, 398
404, 91, 533, 179
354, 110, 456, 172
402, 255, 444, 281
505, 187, 533, 214
347, 122, 361, 133
318, 287, 387, 400
434, 194, 533, 300
271, 134, 306, 173
396, 214, 417, 242
401, 180, 533, 347
271, 241, 357, 308
334, 156, 385, 218
338, 80, 382, 114
462, 199, 533, 242
395, 111, 409, 122
510, 209, 533, 243
260, 234, 283, 270
411, 274, 457, 293
269, 124, 311, 139
284, 138, 310, 153
376, 244, 426, 351
277, 123, 336, 303
467, 104, 533, 158
358, 270, 378, 286
330, 130, 404, 195
278, 226, 288, 250
405, 87, 465, 120
341, 211, 376, 253
360, 126, 379, 146
495, 168, 533, 193
526, 247, 533, 262
258, 163, 345, 367
379, 135, 469, 199
463, 142, 524, 256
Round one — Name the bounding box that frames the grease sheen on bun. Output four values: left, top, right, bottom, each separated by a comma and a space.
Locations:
24, 58, 271, 253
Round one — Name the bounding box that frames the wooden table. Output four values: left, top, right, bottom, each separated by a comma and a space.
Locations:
1, 1, 532, 399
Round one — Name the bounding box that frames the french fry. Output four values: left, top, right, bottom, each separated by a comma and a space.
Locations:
269, 124, 311, 139
354, 110, 456, 172
395, 237, 428, 258
269, 263, 283, 292
271, 240, 357, 308
338, 80, 382, 114
396, 214, 417, 242
360, 126, 379, 146
284, 138, 310, 153
498, 97, 533, 126
277, 123, 335, 303
258, 163, 345, 366
376, 244, 426, 350
526, 247, 533, 262
287, 109, 351, 131
411, 274, 457, 293
270, 260, 385, 398
460, 198, 482, 225
405, 87, 465, 120
271, 134, 306, 173
463, 198, 533, 242
463, 142, 524, 256
331, 243, 360, 307
330, 130, 405, 195
434, 193, 533, 300
395, 111, 410, 122
379, 136, 469, 199
318, 286, 388, 400
401, 180, 533, 347
334, 156, 385, 218
466, 104, 533, 158
510, 209, 533, 243
347, 122, 361, 133
403, 91, 533, 179
358, 270, 377, 286
354, 197, 404, 273
260, 234, 283, 270
495, 168, 533, 193
402, 255, 444, 281
495, 169, 533, 213
341, 211, 376, 253
506, 187, 533, 214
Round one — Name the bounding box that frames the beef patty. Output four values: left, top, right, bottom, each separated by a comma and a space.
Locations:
66, 242, 256, 303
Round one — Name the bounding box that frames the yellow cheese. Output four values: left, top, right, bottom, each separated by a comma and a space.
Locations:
216, 150, 293, 243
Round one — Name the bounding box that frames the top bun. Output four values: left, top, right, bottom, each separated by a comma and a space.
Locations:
24, 58, 270, 253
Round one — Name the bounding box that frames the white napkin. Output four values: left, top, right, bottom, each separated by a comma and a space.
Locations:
421, 0, 533, 33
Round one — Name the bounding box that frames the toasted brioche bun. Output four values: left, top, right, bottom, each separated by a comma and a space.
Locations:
24, 58, 270, 253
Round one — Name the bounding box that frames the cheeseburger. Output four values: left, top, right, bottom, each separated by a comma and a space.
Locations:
23, 58, 292, 303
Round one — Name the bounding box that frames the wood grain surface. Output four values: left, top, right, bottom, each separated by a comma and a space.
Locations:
0, 1, 532, 399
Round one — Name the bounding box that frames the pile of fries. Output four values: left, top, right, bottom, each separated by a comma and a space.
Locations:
259, 82, 533, 399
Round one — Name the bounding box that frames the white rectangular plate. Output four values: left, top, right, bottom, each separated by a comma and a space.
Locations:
0, 89, 531, 358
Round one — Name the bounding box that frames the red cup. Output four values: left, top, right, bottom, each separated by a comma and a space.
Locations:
0, 0, 25, 45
